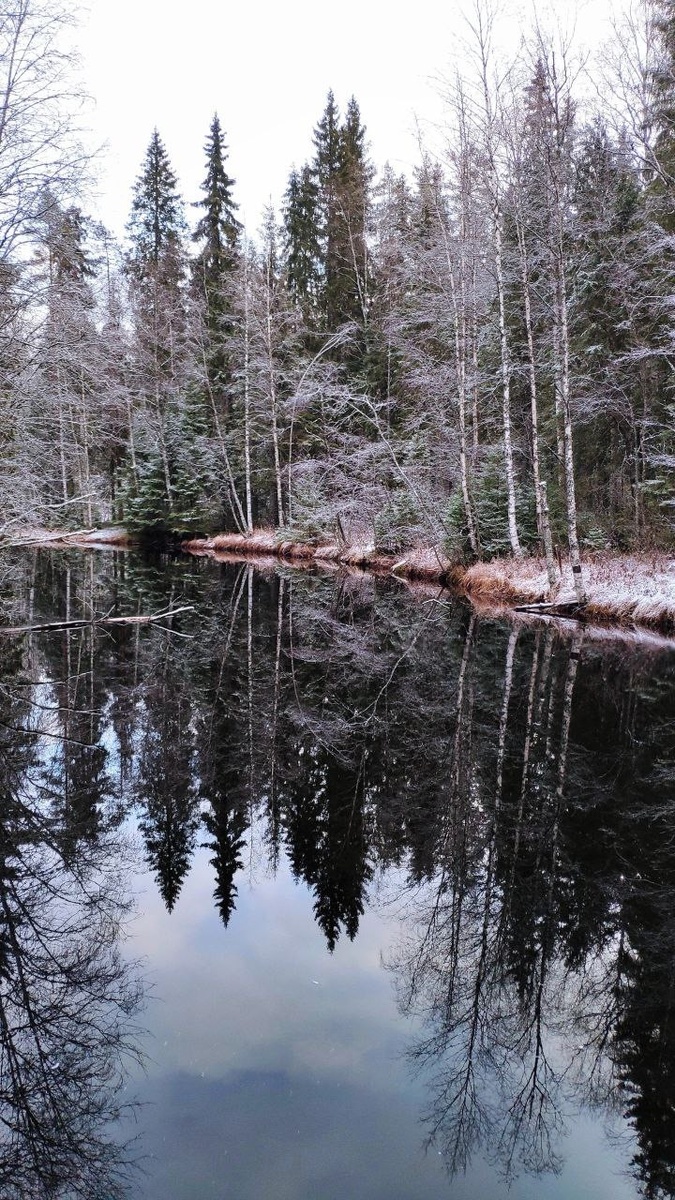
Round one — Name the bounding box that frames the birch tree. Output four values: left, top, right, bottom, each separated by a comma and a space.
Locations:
470, 3, 523, 558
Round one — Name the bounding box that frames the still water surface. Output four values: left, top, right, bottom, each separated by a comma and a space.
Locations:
0, 548, 673, 1199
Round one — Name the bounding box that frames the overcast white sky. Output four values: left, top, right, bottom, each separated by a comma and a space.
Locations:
78, 0, 615, 242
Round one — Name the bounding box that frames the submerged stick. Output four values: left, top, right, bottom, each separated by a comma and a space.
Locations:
0, 605, 195, 635
513, 600, 586, 619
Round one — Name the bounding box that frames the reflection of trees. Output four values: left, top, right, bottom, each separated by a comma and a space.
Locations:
283, 747, 371, 951
388, 618, 675, 1196
0, 817, 142, 1198
10, 545, 675, 1196
0, 634, 143, 1199
136, 665, 200, 913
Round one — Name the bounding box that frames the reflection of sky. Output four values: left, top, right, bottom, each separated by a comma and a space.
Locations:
123, 845, 638, 1200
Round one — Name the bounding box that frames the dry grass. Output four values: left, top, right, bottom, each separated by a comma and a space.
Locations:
461, 552, 675, 634
339, 542, 377, 565
210, 530, 279, 555
461, 558, 549, 604
391, 547, 451, 581
313, 544, 342, 561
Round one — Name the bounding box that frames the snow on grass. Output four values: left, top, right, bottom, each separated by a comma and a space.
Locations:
463, 552, 675, 634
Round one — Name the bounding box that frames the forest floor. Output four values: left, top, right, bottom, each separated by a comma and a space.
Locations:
182, 530, 675, 638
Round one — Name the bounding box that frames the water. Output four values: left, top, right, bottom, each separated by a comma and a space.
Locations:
0, 547, 674, 1199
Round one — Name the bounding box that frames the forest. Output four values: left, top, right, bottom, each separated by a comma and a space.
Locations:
1, 0, 675, 601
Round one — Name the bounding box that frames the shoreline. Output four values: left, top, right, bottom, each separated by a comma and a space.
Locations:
182, 531, 675, 639
3, 525, 674, 639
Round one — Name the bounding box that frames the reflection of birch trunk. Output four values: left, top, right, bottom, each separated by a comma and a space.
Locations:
495, 627, 518, 816
444, 613, 476, 1001
492, 626, 518, 954
449, 612, 476, 811
204, 566, 248, 755
555, 630, 582, 806
246, 566, 254, 873
501, 634, 583, 1174
428, 625, 518, 1172
507, 629, 547, 892
267, 575, 285, 868
404, 613, 476, 1013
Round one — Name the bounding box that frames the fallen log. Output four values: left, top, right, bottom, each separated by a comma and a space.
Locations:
0, 605, 195, 635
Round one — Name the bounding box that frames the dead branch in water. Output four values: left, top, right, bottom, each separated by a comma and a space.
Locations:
0, 605, 195, 635
514, 600, 586, 619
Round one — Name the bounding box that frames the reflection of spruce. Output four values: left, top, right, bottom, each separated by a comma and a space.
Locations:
139, 788, 200, 912
201, 799, 247, 927
137, 694, 199, 913
0, 721, 141, 1199
284, 751, 371, 952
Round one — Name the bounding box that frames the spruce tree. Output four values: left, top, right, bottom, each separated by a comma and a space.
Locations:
127, 129, 186, 275
123, 131, 193, 532
125, 128, 187, 380
282, 164, 321, 318
193, 114, 241, 410
336, 96, 372, 329
282, 92, 373, 356
312, 90, 373, 339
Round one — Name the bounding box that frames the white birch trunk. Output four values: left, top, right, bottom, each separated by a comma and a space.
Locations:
515, 224, 557, 589
264, 253, 284, 527
493, 208, 522, 558
243, 262, 253, 535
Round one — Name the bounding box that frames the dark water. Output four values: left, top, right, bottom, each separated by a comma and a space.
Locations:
0, 548, 674, 1199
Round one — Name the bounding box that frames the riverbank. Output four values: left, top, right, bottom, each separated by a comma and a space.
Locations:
3, 524, 673, 637
182, 530, 675, 637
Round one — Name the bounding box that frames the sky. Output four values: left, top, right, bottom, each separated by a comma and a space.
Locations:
77, 0, 616, 243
